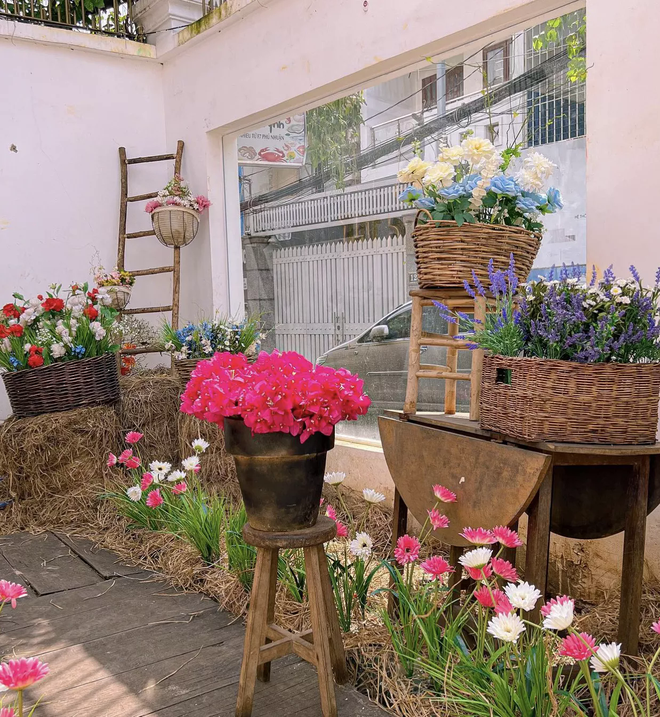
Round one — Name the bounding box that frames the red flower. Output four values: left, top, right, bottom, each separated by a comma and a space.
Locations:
41, 298, 64, 312
27, 354, 44, 368
172, 482, 187, 495
0, 326, 8, 339
420, 555, 454, 580
146, 489, 163, 508
125, 432, 143, 444
490, 557, 519, 582
125, 456, 141, 469
335, 521, 348, 538
141, 473, 154, 490
466, 564, 493, 581
427, 508, 449, 530
559, 633, 596, 661
83, 305, 99, 320
118, 449, 133, 463
8, 325, 23, 337
432, 484, 457, 503
87, 288, 99, 302
2, 304, 20, 319
474, 585, 512, 614
394, 534, 421, 565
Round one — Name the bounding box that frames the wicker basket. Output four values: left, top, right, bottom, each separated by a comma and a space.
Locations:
173, 358, 201, 387
151, 206, 200, 248
412, 213, 541, 289
480, 355, 660, 445
2, 352, 120, 418
106, 285, 132, 310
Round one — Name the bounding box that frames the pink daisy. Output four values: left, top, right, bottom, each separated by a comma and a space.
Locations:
0, 657, 49, 690
394, 534, 421, 566
325, 504, 337, 521
541, 595, 573, 618
460, 527, 497, 546
335, 521, 348, 538
466, 564, 493, 581
432, 484, 457, 503
146, 489, 163, 508
172, 482, 187, 495
559, 632, 596, 661
0, 707, 16, 717
125, 431, 143, 444
118, 449, 133, 463
420, 555, 454, 580
125, 456, 141, 470
490, 557, 519, 582
427, 509, 450, 530
652, 620, 660, 635
107, 453, 117, 467
474, 585, 512, 614
0, 580, 27, 609
492, 525, 523, 549
140, 473, 154, 491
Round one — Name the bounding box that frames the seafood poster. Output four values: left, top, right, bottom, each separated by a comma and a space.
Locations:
237, 114, 306, 166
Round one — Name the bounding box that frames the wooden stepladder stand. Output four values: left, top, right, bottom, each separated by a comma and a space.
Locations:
117, 140, 185, 357
236, 517, 348, 717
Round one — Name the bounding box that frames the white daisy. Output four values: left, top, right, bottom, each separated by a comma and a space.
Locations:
126, 486, 142, 502
324, 472, 346, 486
149, 461, 172, 481
504, 581, 542, 612
191, 438, 210, 453
590, 643, 621, 673
542, 600, 574, 631
167, 469, 186, 483
349, 532, 373, 560
182, 456, 200, 472
487, 612, 526, 643
458, 547, 492, 569
362, 488, 385, 504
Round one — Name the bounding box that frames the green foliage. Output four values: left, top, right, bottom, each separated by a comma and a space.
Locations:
306, 94, 365, 188
224, 503, 256, 591
328, 549, 380, 632
532, 10, 586, 83
167, 488, 226, 565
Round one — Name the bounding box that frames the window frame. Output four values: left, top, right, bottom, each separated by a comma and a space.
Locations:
421, 74, 438, 112
445, 64, 464, 102
483, 39, 511, 87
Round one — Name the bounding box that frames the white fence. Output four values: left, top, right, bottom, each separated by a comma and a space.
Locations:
246, 182, 411, 236
273, 235, 407, 361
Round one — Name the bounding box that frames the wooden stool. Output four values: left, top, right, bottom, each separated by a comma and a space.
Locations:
403, 288, 486, 420
236, 516, 348, 717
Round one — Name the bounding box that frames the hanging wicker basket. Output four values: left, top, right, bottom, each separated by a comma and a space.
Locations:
173, 358, 200, 387
2, 352, 120, 418
151, 206, 200, 248
105, 285, 132, 310
480, 355, 660, 445
412, 212, 541, 289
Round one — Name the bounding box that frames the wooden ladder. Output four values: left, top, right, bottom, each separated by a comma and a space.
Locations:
117, 140, 184, 356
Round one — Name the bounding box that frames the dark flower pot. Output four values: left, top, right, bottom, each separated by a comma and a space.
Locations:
223, 417, 335, 532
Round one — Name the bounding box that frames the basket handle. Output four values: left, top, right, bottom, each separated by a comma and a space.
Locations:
414, 208, 434, 227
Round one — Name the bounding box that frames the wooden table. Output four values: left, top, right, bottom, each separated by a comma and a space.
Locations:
382, 411, 660, 656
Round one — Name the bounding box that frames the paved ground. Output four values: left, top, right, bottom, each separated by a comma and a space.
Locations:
0, 532, 386, 717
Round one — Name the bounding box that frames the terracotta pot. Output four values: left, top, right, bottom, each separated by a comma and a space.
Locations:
151, 206, 200, 248
223, 417, 335, 532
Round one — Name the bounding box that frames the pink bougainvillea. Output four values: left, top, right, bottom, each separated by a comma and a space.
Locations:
180, 350, 371, 443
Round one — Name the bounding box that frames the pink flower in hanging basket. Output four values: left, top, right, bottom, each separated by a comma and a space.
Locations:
196, 195, 211, 212
145, 200, 161, 213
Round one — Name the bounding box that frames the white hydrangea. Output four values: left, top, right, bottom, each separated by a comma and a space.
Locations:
51, 343, 66, 359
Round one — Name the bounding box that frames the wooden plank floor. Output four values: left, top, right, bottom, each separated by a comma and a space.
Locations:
0, 533, 387, 717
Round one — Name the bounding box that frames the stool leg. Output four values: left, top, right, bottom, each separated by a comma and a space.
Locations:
469, 296, 486, 421
403, 296, 423, 414
444, 319, 459, 415
257, 547, 279, 683
315, 544, 348, 684
236, 547, 278, 717
305, 545, 338, 717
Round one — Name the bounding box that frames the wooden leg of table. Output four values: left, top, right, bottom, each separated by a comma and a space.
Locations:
236, 547, 278, 717
525, 464, 553, 624
444, 319, 458, 415
403, 296, 423, 415
469, 296, 486, 421
388, 488, 408, 616
316, 544, 349, 684
256, 546, 279, 683
305, 546, 338, 717
618, 457, 650, 656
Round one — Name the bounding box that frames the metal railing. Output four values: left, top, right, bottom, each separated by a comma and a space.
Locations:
244, 181, 413, 236
0, 0, 142, 40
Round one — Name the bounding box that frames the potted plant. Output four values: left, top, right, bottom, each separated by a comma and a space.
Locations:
180, 350, 371, 531
398, 138, 562, 288
94, 266, 135, 310
0, 283, 121, 417
162, 315, 264, 385
438, 260, 660, 444
145, 174, 211, 248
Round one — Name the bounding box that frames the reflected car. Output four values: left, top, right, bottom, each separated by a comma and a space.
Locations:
316, 302, 472, 412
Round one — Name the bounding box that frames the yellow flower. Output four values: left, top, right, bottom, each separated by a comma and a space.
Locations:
440, 146, 465, 165
461, 137, 497, 165
422, 161, 455, 188
397, 157, 431, 184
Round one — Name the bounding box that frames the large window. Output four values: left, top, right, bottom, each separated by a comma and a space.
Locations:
445, 65, 464, 102
483, 40, 510, 86
421, 75, 437, 111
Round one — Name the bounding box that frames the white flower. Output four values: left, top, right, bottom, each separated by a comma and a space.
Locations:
422, 161, 455, 188
487, 612, 526, 643
522, 151, 556, 180
149, 461, 171, 482
479, 153, 502, 179
90, 321, 106, 340
517, 169, 545, 192
459, 547, 492, 569
71, 305, 83, 318
23, 343, 31, 352
324, 471, 346, 486
167, 469, 186, 483
440, 146, 464, 165
192, 438, 209, 453
349, 532, 373, 559
362, 488, 385, 504
610, 286, 622, 296
397, 157, 431, 184
1, 338, 10, 352
182, 455, 200, 472
590, 643, 621, 673
97, 289, 112, 307
504, 582, 542, 612
51, 343, 66, 359
173, 352, 186, 361
542, 599, 574, 630
461, 137, 496, 164
616, 295, 631, 304
201, 338, 213, 354
126, 486, 142, 502
164, 341, 176, 351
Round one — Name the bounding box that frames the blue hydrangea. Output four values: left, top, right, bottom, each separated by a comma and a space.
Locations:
489, 175, 521, 197
398, 186, 423, 203
516, 196, 541, 214
547, 187, 563, 210
414, 197, 435, 210
72, 345, 86, 357
438, 183, 468, 200
462, 174, 483, 193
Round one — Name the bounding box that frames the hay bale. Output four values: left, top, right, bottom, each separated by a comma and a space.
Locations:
119, 374, 180, 465
177, 413, 240, 502
0, 405, 121, 529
